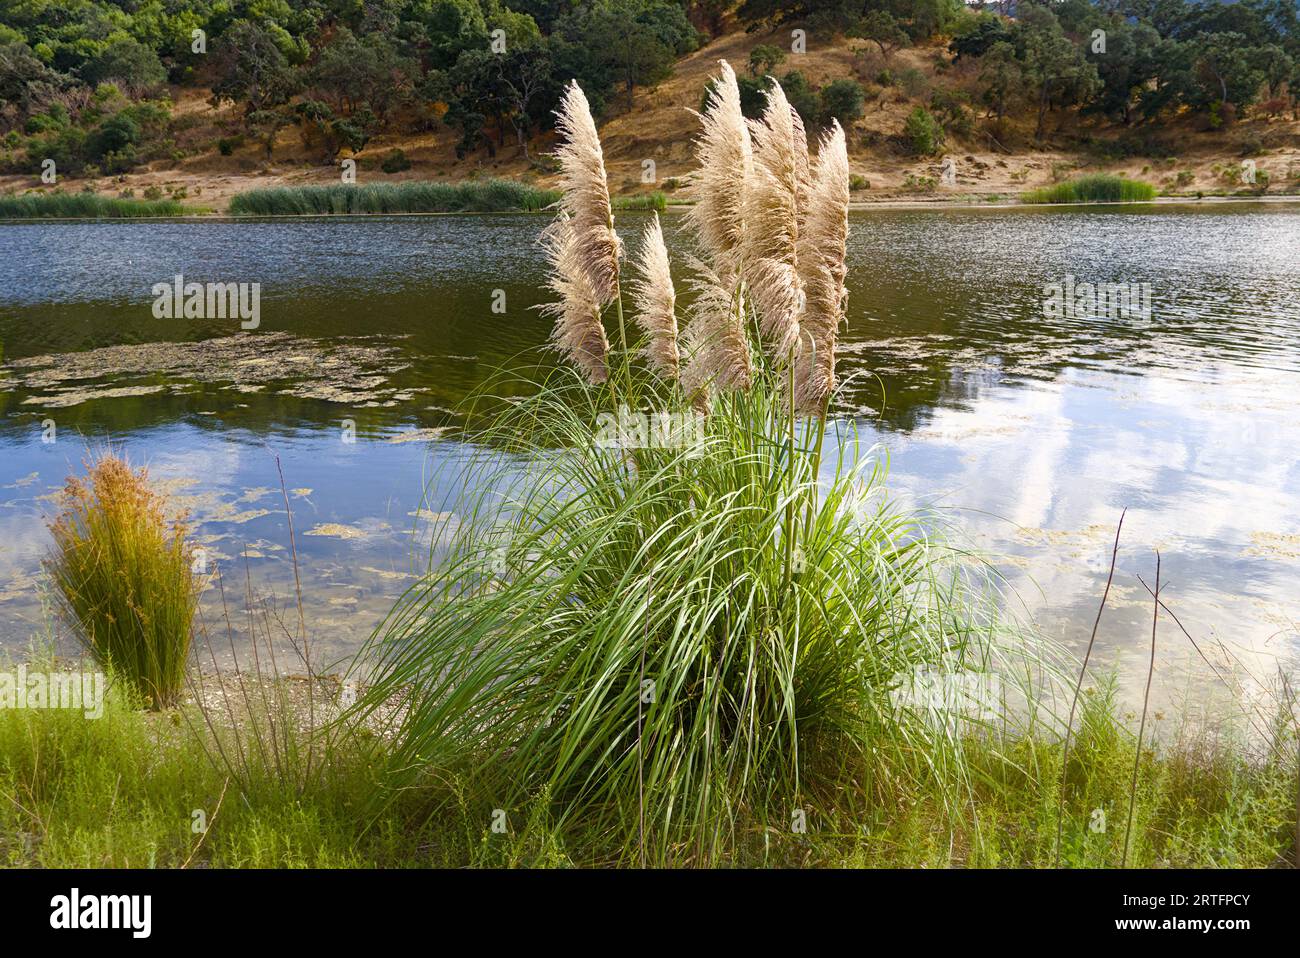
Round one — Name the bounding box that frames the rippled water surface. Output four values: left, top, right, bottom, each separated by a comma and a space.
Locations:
2, 206, 1298, 710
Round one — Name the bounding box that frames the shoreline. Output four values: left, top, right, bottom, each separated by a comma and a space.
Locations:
4, 192, 1299, 224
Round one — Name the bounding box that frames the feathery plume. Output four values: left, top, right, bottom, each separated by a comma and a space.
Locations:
680, 255, 752, 400
790, 104, 811, 232
685, 61, 752, 288
539, 212, 609, 384
553, 80, 620, 307
630, 213, 680, 379
743, 80, 804, 360
794, 121, 850, 415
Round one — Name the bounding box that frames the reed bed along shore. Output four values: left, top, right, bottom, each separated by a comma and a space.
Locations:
1021, 173, 1158, 204
0, 192, 187, 218
227, 179, 561, 216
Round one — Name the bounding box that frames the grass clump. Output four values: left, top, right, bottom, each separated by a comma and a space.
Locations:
0, 192, 185, 219
612, 191, 667, 211
227, 178, 560, 216
44, 454, 199, 709
1021, 173, 1157, 204
351, 70, 1043, 865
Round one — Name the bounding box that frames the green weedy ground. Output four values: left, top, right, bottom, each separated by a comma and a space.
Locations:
0, 658, 1292, 868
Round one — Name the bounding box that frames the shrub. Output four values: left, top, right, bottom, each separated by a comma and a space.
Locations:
45, 454, 200, 708
898, 67, 929, 100
930, 89, 974, 137
819, 78, 866, 125
850, 173, 870, 191
380, 148, 412, 174
903, 106, 945, 156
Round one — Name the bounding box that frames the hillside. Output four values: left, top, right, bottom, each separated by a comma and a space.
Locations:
3, 17, 1300, 211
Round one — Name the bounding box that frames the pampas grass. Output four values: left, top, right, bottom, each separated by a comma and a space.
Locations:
742, 81, 805, 360
629, 212, 680, 379
352, 70, 1045, 866
680, 62, 756, 399
554, 81, 621, 309
685, 60, 752, 288
539, 212, 610, 385
795, 121, 850, 414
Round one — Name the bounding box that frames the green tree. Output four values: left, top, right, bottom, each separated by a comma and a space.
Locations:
494, 40, 561, 159
852, 10, 910, 62
1191, 32, 1265, 114
563, 0, 699, 111
978, 40, 1022, 122
748, 43, 785, 77
308, 29, 416, 122
948, 13, 1014, 61
1017, 7, 1100, 140
210, 21, 297, 120
81, 37, 167, 93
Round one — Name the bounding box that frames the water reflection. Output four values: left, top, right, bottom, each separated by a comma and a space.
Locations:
2, 206, 1298, 711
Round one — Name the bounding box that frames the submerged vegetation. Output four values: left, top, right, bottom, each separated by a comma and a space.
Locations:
1021, 174, 1158, 205
0, 193, 186, 219
44, 455, 199, 709
227, 179, 561, 216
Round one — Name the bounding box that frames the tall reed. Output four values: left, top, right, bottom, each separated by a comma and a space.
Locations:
1021, 174, 1157, 204
228, 179, 560, 216
0, 193, 185, 218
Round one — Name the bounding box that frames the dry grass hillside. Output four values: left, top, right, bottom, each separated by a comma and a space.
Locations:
4, 24, 1299, 210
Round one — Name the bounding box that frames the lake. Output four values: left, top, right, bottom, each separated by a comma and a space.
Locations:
2, 205, 1298, 713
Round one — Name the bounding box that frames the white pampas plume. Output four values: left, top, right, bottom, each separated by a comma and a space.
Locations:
539, 212, 610, 384
794, 121, 850, 415
680, 255, 752, 400
685, 61, 752, 288
629, 213, 680, 379
743, 80, 804, 360
553, 80, 620, 307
